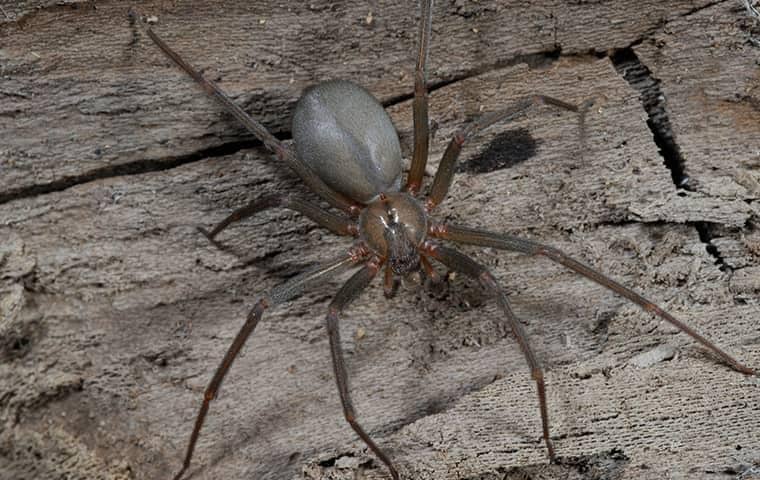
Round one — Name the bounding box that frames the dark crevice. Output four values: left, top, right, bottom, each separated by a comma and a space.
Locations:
0, 1, 97, 28
2, 46, 571, 205
382, 47, 565, 107
610, 47, 729, 271
694, 222, 725, 266
462, 449, 630, 480
679, 0, 729, 19
316, 452, 375, 472
611, 48, 689, 189
0, 139, 260, 206
1, 1, 724, 210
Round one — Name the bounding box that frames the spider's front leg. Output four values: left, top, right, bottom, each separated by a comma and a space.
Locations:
170, 252, 366, 480
325, 257, 402, 480
422, 241, 557, 460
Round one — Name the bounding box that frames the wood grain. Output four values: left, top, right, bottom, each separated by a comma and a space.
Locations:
1, 1, 758, 479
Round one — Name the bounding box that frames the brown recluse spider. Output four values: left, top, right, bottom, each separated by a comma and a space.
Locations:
129, 3, 756, 479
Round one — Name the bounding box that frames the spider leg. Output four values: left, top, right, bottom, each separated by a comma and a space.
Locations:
171, 253, 365, 480
383, 264, 400, 298
326, 258, 401, 480
431, 223, 756, 376
128, 10, 360, 216
404, 0, 434, 194
199, 194, 357, 248
420, 254, 442, 284
426, 95, 586, 211
423, 241, 557, 460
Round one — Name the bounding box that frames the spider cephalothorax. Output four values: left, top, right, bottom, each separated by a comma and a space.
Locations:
360, 192, 427, 276
131, 2, 756, 479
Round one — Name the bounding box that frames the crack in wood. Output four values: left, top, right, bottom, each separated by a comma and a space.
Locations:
0, 45, 580, 206
610, 47, 732, 271
382, 48, 566, 108
680, 0, 731, 19
0, 1, 98, 28
0, 139, 259, 206
611, 48, 688, 190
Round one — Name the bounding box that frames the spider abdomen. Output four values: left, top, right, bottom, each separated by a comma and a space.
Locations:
292, 80, 403, 203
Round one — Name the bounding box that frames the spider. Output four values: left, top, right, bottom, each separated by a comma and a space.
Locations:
129, 3, 755, 479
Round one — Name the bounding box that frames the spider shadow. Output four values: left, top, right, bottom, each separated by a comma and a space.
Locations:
196, 217, 335, 283
185, 385, 328, 479
456, 127, 538, 174
380, 270, 619, 449
378, 282, 558, 436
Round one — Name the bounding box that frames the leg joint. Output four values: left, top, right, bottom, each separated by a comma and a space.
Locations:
478, 270, 497, 289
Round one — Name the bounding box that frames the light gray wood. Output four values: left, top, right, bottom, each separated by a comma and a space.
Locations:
1, 1, 758, 480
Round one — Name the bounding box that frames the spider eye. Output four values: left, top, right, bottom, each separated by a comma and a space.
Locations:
388, 207, 400, 224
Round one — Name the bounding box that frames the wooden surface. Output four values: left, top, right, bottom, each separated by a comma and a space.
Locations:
1, 1, 758, 479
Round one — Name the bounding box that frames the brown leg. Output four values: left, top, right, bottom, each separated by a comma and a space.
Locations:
199, 194, 357, 248
383, 264, 400, 298
128, 10, 360, 216
326, 258, 400, 479
171, 253, 364, 480
426, 95, 583, 210
423, 241, 556, 460
404, 0, 434, 194
432, 223, 756, 376
420, 254, 441, 284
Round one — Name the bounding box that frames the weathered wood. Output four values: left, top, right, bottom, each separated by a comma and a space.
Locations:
632, 3, 760, 289
1, 1, 758, 480
0, 0, 719, 201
